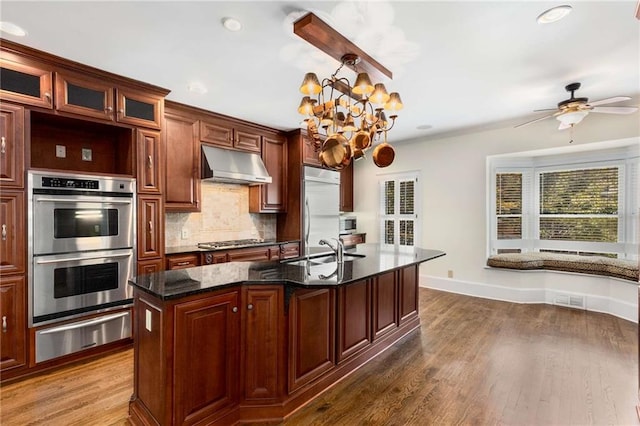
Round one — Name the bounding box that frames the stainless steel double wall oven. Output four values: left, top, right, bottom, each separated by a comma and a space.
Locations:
28, 171, 135, 362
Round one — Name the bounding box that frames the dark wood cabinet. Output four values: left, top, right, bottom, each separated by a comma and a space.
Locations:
0, 191, 25, 275
243, 286, 283, 402
174, 290, 240, 425
136, 129, 162, 194
0, 103, 24, 189
288, 288, 335, 393
0, 275, 26, 373
399, 264, 419, 325
340, 162, 354, 212
280, 242, 300, 260
166, 253, 199, 270
250, 133, 287, 213
0, 57, 53, 109
340, 233, 366, 248
163, 106, 200, 211
337, 278, 371, 363
202, 251, 229, 265
137, 196, 163, 260
302, 133, 321, 166
116, 88, 163, 130
201, 118, 261, 153
227, 245, 277, 262
136, 258, 164, 276
372, 270, 398, 340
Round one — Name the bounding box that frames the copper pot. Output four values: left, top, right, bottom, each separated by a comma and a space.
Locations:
372, 142, 395, 168
320, 134, 352, 170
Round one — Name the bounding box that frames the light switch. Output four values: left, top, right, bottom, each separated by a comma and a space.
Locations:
82, 148, 92, 161
56, 145, 66, 158
145, 309, 152, 332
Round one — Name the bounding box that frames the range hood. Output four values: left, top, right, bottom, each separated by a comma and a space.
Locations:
201, 145, 272, 185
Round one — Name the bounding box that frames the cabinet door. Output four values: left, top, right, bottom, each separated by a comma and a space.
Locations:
0, 103, 24, 188
250, 134, 287, 213
137, 258, 163, 276
174, 290, 240, 425
372, 270, 398, 340
234, 126, 261, 153
399, 265, 419, 325
339, 163, 354, 212
164, 112, 200, 211
200, 119, 233, 148
227, 246, 271, 262
288, 288, 335, 393
302, 134, 321, 166
137, 129, 162, 194
0, 58, 53, 108
137, 196, 163, 260
244, 286, 283, 401
54, 72, 115, 122
279, 242, 300, 260
337, 279, 371, 363
0, 275, 26, 372
0, 191, 25, 275
116, 88, 162, 130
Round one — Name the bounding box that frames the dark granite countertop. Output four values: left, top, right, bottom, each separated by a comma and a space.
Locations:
165, 239, 299, 255
130, 244, 446, 301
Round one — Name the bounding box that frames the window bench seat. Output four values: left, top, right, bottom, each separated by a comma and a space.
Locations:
487, 253, 639, 282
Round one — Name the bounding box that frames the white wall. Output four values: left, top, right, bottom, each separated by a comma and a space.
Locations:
353, 112, 640, 321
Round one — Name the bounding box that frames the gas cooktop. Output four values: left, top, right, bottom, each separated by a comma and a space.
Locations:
197, 239, 265, 250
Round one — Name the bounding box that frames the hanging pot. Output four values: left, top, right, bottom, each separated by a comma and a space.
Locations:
349, 124, 377, 151
320, 134, 352, 170
372, 142, 395, 168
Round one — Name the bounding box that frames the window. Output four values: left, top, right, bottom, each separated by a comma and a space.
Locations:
489, 142, 639, 260
380, 173, 419, 250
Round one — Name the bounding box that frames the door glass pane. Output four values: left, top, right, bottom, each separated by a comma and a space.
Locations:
54, 263, 119, 298
67, 83, 105, 111
399, 220, 414, 246
384, 220, 395, 244
385, 181, 395, 215
399, 180, 414, 215
54, 209, 119, 238
125, 98, 155, 121
0, 67, 40, 97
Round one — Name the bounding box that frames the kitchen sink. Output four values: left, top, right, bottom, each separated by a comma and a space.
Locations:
282, 252, 365, 266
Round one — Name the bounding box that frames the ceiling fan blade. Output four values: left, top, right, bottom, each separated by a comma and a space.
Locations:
588, 96, 631, 106
514, 113, 555, 128
591, 106, 638, 114
558, 122, 572, 130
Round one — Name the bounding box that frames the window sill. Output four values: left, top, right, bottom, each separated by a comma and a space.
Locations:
486, 253, 639, 282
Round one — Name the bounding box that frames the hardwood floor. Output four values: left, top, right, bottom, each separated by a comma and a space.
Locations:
1, 288, 637, 425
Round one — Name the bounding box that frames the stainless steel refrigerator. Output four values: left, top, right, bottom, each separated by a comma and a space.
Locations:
303, 166, 340, 254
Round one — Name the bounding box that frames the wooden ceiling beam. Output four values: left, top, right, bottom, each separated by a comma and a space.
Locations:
293, 12, 393, 82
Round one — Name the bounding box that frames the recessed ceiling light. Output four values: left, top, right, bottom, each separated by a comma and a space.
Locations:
188, 82, 208, 94
0, 21, 27, 37
416, 124, 433, 131
222, 17, 242, 32
536, 5, 572, 24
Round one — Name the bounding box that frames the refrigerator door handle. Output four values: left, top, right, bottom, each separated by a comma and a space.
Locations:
305, 196, 310, 258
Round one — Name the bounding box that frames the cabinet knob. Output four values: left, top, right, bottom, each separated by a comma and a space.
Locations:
105, 106, 113, 114
1, 136, 5, 154
147, 154, 153, 169
118, 109, 124, 116
1, 224, 6, 241
148, 221, 153, 232
247, 303, 254, 311
232, 307, 238, 313
2, 316, 6, 333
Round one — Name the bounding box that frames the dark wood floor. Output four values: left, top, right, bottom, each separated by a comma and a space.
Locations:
1, 288, 637, 425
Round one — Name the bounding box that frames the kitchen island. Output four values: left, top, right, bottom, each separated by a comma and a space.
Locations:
128, 244, 445, 425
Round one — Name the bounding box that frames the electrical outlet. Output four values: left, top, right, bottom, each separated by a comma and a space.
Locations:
447, 270, 454, 278
181, 229, 189, 240
56, 145, 66, 158
145, 309, 152, 332
82, 148, 92, 161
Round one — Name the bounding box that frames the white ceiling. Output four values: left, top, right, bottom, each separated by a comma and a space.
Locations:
1, 1, 639, 143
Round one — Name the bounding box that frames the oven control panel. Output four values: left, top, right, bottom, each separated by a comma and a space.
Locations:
42, 177, 100, 190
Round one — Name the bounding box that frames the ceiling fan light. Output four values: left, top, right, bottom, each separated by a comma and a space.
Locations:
352, 73, 374, 96
384, 92, 403, 112
299, 73, 322, 95
370, 83, 390, 105
556, 110, 588, 125
536, 5, 572, 24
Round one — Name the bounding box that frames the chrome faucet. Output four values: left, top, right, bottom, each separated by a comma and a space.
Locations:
319, 238, 344, 264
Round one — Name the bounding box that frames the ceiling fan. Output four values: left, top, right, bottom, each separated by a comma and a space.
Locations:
515, 82, 638, 130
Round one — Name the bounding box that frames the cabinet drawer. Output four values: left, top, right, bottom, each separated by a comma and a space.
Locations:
280, 242, 300, 259
166, 254, 199, 270
227, 246, 271, 262
340, 233, 365, 248
201, 251, 229, 265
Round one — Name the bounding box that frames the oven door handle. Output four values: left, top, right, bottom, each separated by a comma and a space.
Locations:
35, 253, 132, 264
35, 197, 132, 204
38, 312, 130, 334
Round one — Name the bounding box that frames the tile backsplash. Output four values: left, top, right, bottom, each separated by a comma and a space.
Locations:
165, 181, 276, 247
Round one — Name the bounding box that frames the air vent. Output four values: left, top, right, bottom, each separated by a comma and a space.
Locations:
554, 293, 585, 309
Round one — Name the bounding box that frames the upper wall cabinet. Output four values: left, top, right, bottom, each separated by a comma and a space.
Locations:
0, 57, 53, 109
55, 71, 163, 129
200, 117, 261, 153
249, 133, 287, 213
0, 103, 25, 189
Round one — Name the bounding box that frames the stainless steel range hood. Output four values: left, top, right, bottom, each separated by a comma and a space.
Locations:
201, 145, 272, 185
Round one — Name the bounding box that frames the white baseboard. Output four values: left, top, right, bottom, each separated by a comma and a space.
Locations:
422, 275, 638, 324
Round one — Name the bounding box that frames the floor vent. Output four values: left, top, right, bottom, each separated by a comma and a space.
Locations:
554, 294, 585, 309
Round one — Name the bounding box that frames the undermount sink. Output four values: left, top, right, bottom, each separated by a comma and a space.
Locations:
282, 252, 365, 266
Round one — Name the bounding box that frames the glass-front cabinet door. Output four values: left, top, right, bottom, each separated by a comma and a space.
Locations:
55, 72, 115, 121
117, 89, 162, 130
0, 58, 53, 109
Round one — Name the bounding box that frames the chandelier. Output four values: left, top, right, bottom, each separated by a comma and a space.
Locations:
297, 53, 403, 170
